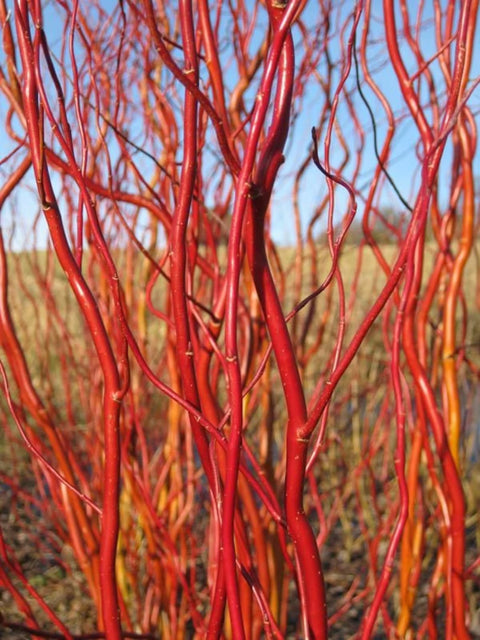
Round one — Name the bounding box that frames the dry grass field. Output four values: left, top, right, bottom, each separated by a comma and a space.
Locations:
1, 239, 479, 638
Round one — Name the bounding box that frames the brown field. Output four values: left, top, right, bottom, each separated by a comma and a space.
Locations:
1, 240, 479, 638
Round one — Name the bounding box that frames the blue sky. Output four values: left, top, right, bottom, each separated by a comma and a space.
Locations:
270, 1, 480, 244
0, 1, 479, 250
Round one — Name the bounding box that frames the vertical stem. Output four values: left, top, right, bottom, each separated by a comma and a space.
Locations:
14, 3, 123, 636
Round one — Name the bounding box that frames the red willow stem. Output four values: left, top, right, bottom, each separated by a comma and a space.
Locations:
0, 530, 74, 640
0, 162, 104, 604
0, 361, 100, 515
241, 2, 328, 637
360, 252, 413, 639
161, 1, 232, 635
197, 0, 233, 150
14, 3, 123, 636
383, 2, 478, 637
1, 2, 478, 637
141, 0, 240, 176
222, 1, 306, 636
